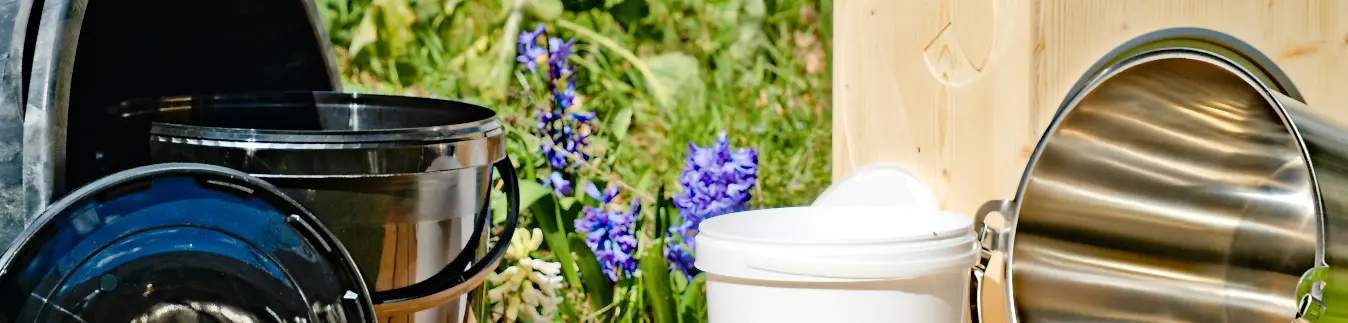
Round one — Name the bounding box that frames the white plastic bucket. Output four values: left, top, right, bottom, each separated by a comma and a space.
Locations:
696, 207, 975, 323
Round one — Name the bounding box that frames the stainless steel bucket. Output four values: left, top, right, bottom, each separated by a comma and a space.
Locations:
104, 92, 521, 322
971, 28, 1348, 322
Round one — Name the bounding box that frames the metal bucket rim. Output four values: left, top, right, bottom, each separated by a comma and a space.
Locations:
114, 91, 503, 144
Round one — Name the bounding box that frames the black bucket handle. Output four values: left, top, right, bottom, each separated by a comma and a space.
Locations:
369, 157, 521, 310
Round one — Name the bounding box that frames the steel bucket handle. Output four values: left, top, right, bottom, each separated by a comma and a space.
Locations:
970, 199, 1013, 323
370, 157, 522, 313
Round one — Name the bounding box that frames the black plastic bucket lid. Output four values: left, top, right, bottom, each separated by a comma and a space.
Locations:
0, 163, 374, 322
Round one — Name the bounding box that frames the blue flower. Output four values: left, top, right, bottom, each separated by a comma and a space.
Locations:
516, 24, 547, 72
547, 37, 578, 112
583, 181, 618, 204
666, 132, 758, 279
570, 111, 596, 122
547, 38, 577, 79
575, 183, 639, 281
664, 224, 696, 280
540, 172, 572, 197
522, 28, 592, 197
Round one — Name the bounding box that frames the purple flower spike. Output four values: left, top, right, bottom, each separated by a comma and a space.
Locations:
524, 28, 594, 197
575, 187, 639, 281
666, 132, 758, 279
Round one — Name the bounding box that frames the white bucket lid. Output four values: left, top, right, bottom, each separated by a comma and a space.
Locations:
695, 206, 975, 282
813, 164, 939, 210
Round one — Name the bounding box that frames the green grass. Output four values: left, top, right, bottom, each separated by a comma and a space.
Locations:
317, 0, 830, 208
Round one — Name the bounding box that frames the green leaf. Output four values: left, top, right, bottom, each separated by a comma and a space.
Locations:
608, 0, 647, 26
618, 278, 640, 322
670, 269, 688, 292
560, 197, 582, 235
558, 196, 577, 214
640, 237, 676, 323
525, 0, 564, 20
588, 137, 614, 156
348, 8, 379, 56
492, 176, 551, 224
561, 0, 605, 11
610, 108, 633, 141
630, 280, 647, 323
570, 233, 613, 309
679, 274, 708, 322
531, 195, 583, 288
634, 169, 655, 198
443, 0, 463, 17
413, 0, 441, 22
728, 0, 765, 61
376, 0, 417, 56
643, 52, 705, 109
479, 0, 529, 100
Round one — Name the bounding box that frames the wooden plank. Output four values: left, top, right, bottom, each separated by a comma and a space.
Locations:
833, 0, 1037, 216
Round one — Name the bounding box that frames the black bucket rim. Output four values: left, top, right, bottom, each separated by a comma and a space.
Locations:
112, 91, 503, 144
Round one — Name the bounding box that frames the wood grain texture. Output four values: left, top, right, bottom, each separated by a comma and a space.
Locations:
834, 2, 1346, 321
834, 0, 1348, 216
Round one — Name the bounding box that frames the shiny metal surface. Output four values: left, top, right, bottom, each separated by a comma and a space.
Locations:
1284, 99, 1348, 322
132, 93, 504, 176
263, 170, 490, 322
972, 28, 1348, 323
19, 0, 71, 233
0, 163, 374, 322
108, 92, 514, 322
21, 0, 339, 235
0, 0, 30, 249
1015, 53, 1317, 322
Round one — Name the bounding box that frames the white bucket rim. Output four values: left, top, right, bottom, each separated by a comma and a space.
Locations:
695, 206, 976, 281
698, 206, 972, 245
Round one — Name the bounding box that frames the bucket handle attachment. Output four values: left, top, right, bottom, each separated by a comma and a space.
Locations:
370, 157, 522, 313
1294, 266, 1331, 322
971, 199, 1013, 323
